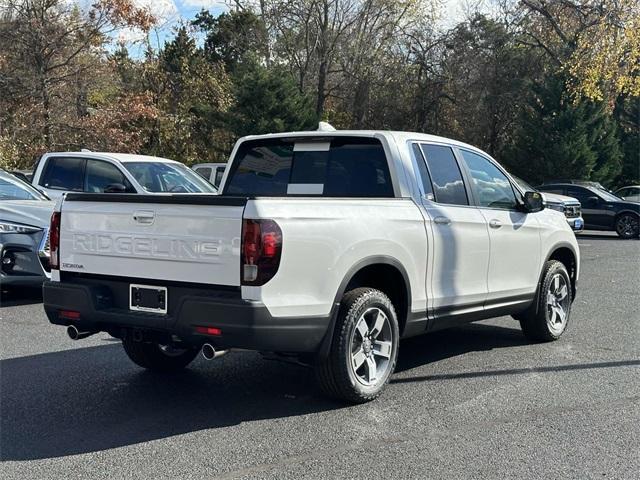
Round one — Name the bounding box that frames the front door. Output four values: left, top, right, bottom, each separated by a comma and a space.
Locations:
459, 149, 542, 303
566, 186, 612, 229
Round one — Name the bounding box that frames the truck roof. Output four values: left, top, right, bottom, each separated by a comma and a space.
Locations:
238, 130, 488, 156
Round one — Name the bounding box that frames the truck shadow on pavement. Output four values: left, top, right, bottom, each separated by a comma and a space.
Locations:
2, 323, 636, 461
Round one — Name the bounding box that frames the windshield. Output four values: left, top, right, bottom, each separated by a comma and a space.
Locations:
512, 176, 537, 192
593, 187, 623, 202
0, 170, 48, 201
123, 162, 217, 194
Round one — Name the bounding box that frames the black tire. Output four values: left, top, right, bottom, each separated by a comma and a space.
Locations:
614, 213, 639, 239
122, 337, 199, 372
315, 288, 399, 403
517, 260, 572, 342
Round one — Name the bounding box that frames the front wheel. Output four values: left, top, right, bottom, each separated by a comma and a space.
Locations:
315, 288, 399, 403
518, 260, 572, 342
615, 213, 639, 239
122, 337, 199, 372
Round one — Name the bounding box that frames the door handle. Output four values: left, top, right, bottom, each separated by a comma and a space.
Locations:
489, 219, 502, 229
434, 216, 451, 225
133, 210, 155, 224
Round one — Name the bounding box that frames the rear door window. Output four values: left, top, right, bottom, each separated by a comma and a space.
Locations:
41, 157, 86, 191
420, 144, 468, 205
224, 137, 393, 197
411, 143, 434, 200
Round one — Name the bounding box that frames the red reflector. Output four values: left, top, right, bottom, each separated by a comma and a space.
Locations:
262, 232, 277, 257
194, 326, 222, 336
59, 310, 80, 320
50, 211, 61, 270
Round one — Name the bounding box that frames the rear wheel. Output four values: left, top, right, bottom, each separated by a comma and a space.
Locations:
615, 213, 639, 239
315, 288, 399, 403
518, 260, 572, 342
122, 337, 199, 372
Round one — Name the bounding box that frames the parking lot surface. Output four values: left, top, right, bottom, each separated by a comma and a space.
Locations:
1, 232, 638, 479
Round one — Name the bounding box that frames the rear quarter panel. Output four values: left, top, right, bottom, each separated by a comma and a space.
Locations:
242, 198, 428, 318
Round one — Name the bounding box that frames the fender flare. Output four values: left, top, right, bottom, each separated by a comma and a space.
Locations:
315, 255, 411, 361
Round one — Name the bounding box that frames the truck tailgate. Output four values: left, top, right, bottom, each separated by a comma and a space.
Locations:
59, 195, 246, 286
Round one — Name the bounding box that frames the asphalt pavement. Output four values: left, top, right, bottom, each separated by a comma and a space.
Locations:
1, 231, 638, 479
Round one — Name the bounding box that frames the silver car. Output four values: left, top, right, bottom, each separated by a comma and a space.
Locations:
0, 170, 54, 287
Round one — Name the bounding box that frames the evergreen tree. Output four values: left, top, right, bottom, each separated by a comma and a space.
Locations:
506, 75, 622, 186
225, 64, 318, 138
614, 96, 640, 186
192, 10, 268, 72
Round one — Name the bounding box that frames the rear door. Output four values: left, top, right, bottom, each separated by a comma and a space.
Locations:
459, 149, 541, 302
413, 143, 490, 313
37, 156, 87, 199
59, 196, 245, 285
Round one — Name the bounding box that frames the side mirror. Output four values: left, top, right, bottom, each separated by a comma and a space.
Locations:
104, 183, 128, 193
523, 191, 544, 213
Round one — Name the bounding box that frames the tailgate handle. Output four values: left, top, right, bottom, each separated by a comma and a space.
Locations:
133, 210, 155, 224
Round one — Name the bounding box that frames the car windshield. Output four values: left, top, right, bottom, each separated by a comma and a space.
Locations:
592, 187, 622, 202
0, 170, 48, 201
513, 176, 537, 192
123, 162, 217, 193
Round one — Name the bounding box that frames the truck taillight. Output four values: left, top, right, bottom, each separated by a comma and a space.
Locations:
241, 219, 282, 286
50, 211, 61, 270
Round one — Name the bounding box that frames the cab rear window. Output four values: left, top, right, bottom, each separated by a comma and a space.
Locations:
223, 137, 394, 197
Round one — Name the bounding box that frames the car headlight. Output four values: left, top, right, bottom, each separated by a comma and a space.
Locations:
0, 221, 43, 234
545, 203, 565, 213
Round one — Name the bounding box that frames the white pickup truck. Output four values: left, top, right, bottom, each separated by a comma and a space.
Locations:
43, 130, 579, 403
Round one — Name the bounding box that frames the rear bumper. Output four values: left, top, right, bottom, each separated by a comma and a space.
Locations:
43, 280, 330, 353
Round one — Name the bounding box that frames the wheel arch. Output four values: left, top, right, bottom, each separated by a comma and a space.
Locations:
316, 256, 411, 360
546, 243, 578, 299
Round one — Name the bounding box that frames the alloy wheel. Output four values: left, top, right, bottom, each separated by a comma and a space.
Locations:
546, 274, 570, 335
616, 214, 639, 238
349, 307, 394, 386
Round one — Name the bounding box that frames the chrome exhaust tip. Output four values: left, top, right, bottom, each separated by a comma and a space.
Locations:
66, 325, 96, 341
201, 343, 228, 360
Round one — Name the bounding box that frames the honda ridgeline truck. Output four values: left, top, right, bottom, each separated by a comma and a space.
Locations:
43, 130, 579, 403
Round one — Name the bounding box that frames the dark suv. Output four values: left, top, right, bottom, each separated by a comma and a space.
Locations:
537, 183, 640, 239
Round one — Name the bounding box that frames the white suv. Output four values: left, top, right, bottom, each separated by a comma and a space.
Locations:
43, 130, 579, 403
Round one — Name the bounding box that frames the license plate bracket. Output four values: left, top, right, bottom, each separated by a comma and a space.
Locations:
130, 284, 168, 314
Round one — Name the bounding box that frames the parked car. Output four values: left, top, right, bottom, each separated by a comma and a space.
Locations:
0, 170, 54, 287
32, 152, 217, 199
546, 179, 611, 191
43, 129, 579, 403
513, 176, 583, 231
192, 162, 227, 188
614, 185, 640, 202
538, 183, 640, 238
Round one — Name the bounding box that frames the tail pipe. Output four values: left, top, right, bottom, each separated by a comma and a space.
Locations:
67, 325, 97, 341
201, 343, 229, 360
